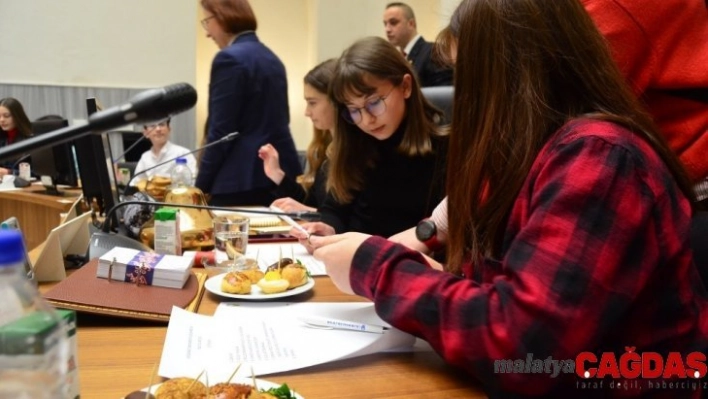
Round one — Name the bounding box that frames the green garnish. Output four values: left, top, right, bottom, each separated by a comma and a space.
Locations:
261, 383, 296, 399
293, 258, 311, 277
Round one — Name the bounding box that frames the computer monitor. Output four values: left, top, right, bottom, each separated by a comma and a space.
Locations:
118, 130, 151, 162
29, 118, 80, 195
72, 98, 120, 227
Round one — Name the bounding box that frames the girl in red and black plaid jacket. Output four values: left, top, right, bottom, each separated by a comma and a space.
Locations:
307, 0, 708, 397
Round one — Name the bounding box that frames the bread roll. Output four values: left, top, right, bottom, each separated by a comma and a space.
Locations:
237, 258, 264, 283
241, 268, 265, 284
221, 272, 252, 294
208, 382, 252, 398
154, 377, 206, 398
281, 264, 308, 288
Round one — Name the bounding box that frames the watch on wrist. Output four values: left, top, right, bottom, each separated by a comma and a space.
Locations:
415, 219, 442, 251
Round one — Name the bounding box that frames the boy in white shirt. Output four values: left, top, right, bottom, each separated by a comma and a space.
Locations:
132, 118, 198, 185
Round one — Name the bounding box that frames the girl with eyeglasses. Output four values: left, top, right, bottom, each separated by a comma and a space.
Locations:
257, 59, 337, 213
292, 36, 447, 245
308, 0, 707, 396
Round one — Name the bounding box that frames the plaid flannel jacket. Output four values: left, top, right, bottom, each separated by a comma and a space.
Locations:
351, 119, 708, 398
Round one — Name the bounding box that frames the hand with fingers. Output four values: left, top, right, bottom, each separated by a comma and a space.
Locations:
290, 222, 336, 254
309, 232, 372, 295
258, 144, 285, 185
272, 197, 315, 213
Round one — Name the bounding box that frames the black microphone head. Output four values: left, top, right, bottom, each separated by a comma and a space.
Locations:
296, 212, 322, 222
142, 82, 198, 122
88, 82, 197, 130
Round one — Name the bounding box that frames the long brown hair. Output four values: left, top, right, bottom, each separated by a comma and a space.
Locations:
445, 0, 695, 272
201, 0, 257, 34
0, 97, 32, 140
328, 36, 444, 203
301, 59, 336, 193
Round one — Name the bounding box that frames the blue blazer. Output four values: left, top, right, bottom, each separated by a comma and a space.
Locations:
195, 32, 302, 196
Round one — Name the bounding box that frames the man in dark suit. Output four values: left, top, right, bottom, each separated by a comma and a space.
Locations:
383, 2, 453, 87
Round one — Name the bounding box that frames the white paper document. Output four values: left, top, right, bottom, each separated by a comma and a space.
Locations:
245, 243, 327, 276
158, 303, 416, 381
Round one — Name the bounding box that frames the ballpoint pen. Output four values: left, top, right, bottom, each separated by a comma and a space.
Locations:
299, 316, 389, 334
270, 205, 311, 239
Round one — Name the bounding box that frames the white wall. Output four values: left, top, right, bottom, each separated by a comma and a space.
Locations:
0, 0, 457, 150
0, 0, 197, 88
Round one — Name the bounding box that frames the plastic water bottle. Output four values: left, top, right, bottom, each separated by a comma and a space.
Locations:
170, 157, 193, 188
0, 230, 68, 399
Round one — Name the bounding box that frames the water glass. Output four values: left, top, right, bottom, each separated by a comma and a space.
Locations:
213, 215, 249, 262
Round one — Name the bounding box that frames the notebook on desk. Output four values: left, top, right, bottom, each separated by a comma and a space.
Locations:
44, 259, 207, 322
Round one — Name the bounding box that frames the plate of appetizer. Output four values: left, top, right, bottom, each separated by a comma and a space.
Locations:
205, 258, 315, 300
128, 376, 303, 398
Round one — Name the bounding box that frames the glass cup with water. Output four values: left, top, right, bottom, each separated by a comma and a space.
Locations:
212, 216, 249, 269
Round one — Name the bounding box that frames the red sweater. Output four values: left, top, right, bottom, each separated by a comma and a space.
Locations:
582, 0, 708, 182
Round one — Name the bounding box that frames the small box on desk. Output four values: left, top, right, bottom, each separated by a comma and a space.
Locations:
97, 248, 193, 289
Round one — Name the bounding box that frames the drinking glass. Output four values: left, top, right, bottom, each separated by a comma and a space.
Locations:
213, 216, 249, 264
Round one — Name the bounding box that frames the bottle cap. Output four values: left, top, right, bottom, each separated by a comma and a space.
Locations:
0, 229, 26, 265
176, 157, 187, 164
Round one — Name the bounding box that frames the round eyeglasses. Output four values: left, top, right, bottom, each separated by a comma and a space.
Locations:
201, 16, 215, 29
341, 86, 396, 124
145, 121, 168, 130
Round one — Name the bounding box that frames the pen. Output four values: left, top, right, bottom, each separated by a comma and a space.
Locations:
299, 316, 389, 334
270, 205, 310, 238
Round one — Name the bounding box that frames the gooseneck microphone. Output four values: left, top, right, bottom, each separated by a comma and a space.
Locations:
126, 131, 239, 188
87, 200, 322, 259
112, 134, 147, 163
0, 83, 198, 162
102, 201, 321, 233
9, 153, 32, 171
88, 83, 197, 131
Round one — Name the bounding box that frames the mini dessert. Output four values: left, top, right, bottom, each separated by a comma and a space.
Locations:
265, 258, 294, 273
237, 258, 265, 283
208, 382, 252, 398
256, 270, 289, 294
280, 263, 308, 289
154, 377, 207, 398
221, 271, 252, 294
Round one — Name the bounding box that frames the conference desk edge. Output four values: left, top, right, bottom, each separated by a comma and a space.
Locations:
31, 244, 484, 398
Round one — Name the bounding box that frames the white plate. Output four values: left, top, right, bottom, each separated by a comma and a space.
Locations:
205, 272, 315, 300
138, 376, 304, 398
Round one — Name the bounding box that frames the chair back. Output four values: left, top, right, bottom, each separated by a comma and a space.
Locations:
421, 86, 454, 125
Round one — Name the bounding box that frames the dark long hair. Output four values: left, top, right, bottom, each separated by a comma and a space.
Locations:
301, 59, 336, 193
445, 0, 695, 271
328, 36, 444, 203
0, 97, 32, 141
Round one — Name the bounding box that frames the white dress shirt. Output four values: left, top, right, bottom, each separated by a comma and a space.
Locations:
402, 34, 422, 58
133, 141, 198, 183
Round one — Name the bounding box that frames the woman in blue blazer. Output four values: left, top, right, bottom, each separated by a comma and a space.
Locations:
197, 0, 302, 206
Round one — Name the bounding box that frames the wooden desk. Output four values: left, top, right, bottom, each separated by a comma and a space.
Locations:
0, 185, 81, 250
34, 249, 486, 398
